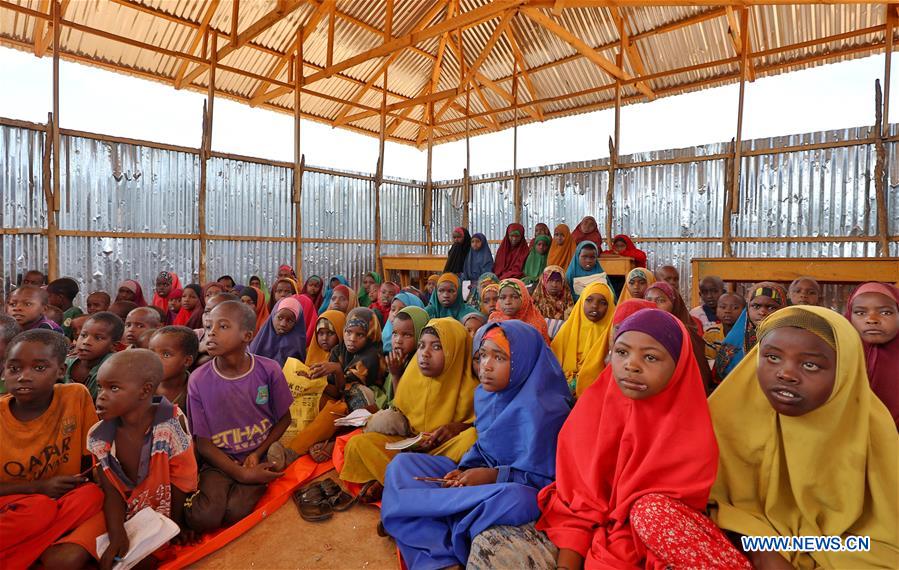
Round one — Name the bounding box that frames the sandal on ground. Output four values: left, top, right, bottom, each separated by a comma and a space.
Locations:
309, 440, 335, 463
319, 478, 356, 511
292, 483, 333, 522
358, 480, 384, 504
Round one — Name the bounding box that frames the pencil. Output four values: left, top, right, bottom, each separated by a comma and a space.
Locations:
413, 476, 452, 483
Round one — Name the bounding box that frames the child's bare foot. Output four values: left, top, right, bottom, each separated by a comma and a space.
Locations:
359, 480, 383, 504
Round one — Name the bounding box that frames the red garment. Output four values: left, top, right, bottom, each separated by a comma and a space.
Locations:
300, 277, 324, 310
152, 272, 183, 313
605, 235, 647, 268
536, 315, 719, 568
0, 483, 104, 568
488, 278, 551, 345
172, 285, 205, 329
492, 223, 531, 280
845, 282, 899, 427
118, 279, 148, 307
293, 294, 319, 348
571, 216, 603, 248
612, 299, 656, 325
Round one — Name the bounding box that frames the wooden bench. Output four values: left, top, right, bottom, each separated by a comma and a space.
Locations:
690, 257, 899, 306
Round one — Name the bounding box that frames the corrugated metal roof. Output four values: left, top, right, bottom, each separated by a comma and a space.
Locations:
0, 1, 894, 146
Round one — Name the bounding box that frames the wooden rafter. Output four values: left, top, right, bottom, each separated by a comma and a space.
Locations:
505, 27, 544, 121
385, 84, 430, 136
173, 0, 221, 89
521, 6, 629, 82
434, 9, 514, 122
180, 0, 308, 88
32, 0, 49, 55
609, 8, 654, 99
301, 0, 525, 87
726, 6, 757, 81
34, 0, 69, 57
470, 80, 502, 131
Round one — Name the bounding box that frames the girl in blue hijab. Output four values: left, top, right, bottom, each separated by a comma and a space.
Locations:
461, 232, 495, 283
381, 291, 426, 353
566, 241, 605, 302
380, 320, 571, 569
318, 274, 349, 312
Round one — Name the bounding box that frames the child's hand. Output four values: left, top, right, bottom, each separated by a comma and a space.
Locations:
99, 530, 130, 570
423, 422, 468, 448
310, 362, 341, 379
36, 475, 87, 498
386, 349, 406, 378
243, 451, 262, 468
453, 468, 498, 487
441, 469, 463, 487
238, 462, 284, 485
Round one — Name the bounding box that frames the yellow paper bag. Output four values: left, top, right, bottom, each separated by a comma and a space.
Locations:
281, 357, 328, 443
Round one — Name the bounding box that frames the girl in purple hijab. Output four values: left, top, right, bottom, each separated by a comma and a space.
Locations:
249, 297, 306, 366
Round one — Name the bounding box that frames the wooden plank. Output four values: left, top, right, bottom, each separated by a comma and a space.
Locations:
32, 0, 50, 55
689, 257, 899, 306
723, 7, 750, 258
294, 33, 303, 275
174, 0, 221, 89
597, 255, 635, 277
725, 6, 756, 81
610, 8, 654, 99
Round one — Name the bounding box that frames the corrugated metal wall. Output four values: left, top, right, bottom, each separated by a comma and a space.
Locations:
2, 121, 895, 308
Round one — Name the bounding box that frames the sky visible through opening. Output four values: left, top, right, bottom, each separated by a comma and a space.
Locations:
1, 46, 895, 182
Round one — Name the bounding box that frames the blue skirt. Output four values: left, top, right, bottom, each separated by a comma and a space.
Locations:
381, 453, 541, 570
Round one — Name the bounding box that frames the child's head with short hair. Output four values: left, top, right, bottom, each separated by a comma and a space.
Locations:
378, 282, 398, 308
75, 312, 124, 364
788, 276, 822, 306
202, 292, 239, 330
206, 301, 256, 357
655, 265, 680, 289
149, 326, 199, 383
3, 329, 68, 408
756, 309, 836, 417
22, 270, 46, 287
577, 243, 598, 271
0, 314, 23, 368
747, 282, 786, 325
462, 312, 487, 339
124, 307, 162, 346
417, 326, 445, 378
95, 349, 164, 421
86, 291, 111, 314
108, 300, 137, 321
699, 276, 725, 310
44, 305, 65, 326
847, 283, 899, 347
611, 310, 681, 400
46, 278, 79, 311
6, 285, 48, 328
69, 314, 89, 340
477, 326, 511, 393
716, 293, 746, 328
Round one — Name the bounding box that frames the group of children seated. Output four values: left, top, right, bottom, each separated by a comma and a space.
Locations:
1, 216, 897, 569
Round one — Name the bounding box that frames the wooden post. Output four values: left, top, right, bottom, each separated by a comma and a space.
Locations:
723, 7, 750, 258
883, 7, 894, 137
425, 101, 434, 255
374, 66, 387, 276
198, 30, 215, 284
512, 61, 522, 224
294, 34, 304, 276
462, 86, 471, 229
47, 0, 61, 281
606, 39, 623, 249
874, 80, 890, 257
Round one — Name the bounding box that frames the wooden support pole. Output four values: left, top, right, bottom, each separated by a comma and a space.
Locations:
425, 101, 434, 255
875, 80, 890, 257
374, 65, 387, 276
462, 83, 471, 229
48, 0, 61, 281
294, 32, 304, 275
198, 30, 216, 284
883, 7, 894, 137
512, 60, 522, 225
723, 7, 749, 258
606, 36, 623, 250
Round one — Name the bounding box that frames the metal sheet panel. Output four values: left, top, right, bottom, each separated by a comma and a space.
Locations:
469, 176, 515, 243
521, 165, 608, 235
206, 239, 294, 285
57, 134, 199, 234
207, 156, 293, 237
302, 242, 376, 290
1, 235, 46, 293
429, 184, 464, 254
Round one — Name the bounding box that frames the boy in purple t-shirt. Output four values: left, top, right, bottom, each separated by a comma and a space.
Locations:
185, 301, 293, 533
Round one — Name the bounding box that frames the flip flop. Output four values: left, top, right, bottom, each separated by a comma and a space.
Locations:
358, 480, 383, 504
320, 478, 356, 511
292, 483, 333, 522
310, 440, 335, 464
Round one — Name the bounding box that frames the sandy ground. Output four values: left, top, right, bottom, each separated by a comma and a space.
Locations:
191, 472, 396, 570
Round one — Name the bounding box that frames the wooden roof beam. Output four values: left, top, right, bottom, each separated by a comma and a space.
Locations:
470, 80, 503, 131
32, 0, 49, 55
249, 0, 331, 105
174, 0, 221, 89
521, 6, 629, 82
180, 0, 308, 88
302, 0, 525, 87
34, 0, 69, 57
610, 8, 654, 100
726, 6, 757, 81
505, 28, 544, 120
385, 84, 430, 136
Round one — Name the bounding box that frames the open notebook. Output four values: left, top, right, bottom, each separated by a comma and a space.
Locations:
96, 507, 180, 570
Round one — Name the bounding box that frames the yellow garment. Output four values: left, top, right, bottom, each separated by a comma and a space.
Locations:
702, 324, 725, 360
339, 317, 479, 484
618, 267, 655, 302
287, 398, 347, 455
281, 357, 328, 444
708, 306, 899, 570
304, 310, 346, 366
550, 281, 616, 397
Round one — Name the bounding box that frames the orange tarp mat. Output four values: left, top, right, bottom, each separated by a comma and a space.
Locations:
159, 456, 333, 569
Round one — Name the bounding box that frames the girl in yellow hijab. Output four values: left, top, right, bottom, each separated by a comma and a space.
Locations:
550, 281, 617, 397
709, 306, 898, 569
338, 317, 479, 500
618, 267, 655, 302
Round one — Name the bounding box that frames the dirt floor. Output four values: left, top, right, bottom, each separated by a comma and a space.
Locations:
191, 471, 396, 570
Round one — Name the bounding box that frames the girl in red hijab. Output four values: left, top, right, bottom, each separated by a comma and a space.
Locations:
291, 293, 319, 349
571, 216, 602, 248
845, 282, 899, 428
492, 223, 530, 279
604, 234, 647, 268
536, 310, 749, 569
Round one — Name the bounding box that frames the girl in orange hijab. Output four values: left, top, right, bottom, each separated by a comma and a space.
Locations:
547, 224, 576, 269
